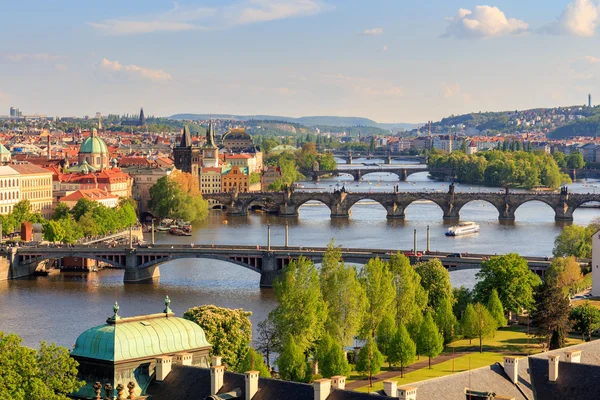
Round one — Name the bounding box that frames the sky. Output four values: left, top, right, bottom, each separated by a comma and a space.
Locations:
2, 0, 600, 123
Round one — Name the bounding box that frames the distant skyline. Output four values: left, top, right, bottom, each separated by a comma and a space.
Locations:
2, 0, 600, 123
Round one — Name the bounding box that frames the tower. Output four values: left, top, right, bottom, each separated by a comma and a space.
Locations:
173, 126, 200, 177
589, 94, 592, 108
202, 120, 219, 168
139, 107, 145, 126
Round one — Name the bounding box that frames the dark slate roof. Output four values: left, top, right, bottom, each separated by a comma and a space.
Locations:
529, 358, 600, 400
146, 365, 397, 400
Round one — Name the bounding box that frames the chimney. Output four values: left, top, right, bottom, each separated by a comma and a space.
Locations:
312, 360, 319, 376
331, 376, 346, 390
245, 370, 259, 400
211, 365, 225, 395
155, 356, 172, 382
213, 356, 222, 366
503, 356, 519, 384
383, 380, 397, 397
175, 353, 193, 366
398, 386, 417, 400
566, 350, 581, 363
549, 355, 560, 382
313, 378, 331, 400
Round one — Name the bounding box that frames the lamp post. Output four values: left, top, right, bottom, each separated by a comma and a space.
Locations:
267, 223, 271, 251
285, 222, 289, 248
426, 225, 430, 253
413, 229, 417, 254
151, 219, 155, 245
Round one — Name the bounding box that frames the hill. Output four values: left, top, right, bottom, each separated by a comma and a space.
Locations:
168, 113, 418, 130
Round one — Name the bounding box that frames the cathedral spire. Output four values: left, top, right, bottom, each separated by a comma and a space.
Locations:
180, 126, 192, 148
205, 120, 217, 149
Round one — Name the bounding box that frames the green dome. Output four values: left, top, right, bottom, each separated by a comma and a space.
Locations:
79, 132, 109, 155
71, 313, 211, 362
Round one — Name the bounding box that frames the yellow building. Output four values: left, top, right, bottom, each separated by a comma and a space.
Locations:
0, 166, 21, 215
221, 166, 249, 193
10, 163, 53, 218
200, 166, 224, 207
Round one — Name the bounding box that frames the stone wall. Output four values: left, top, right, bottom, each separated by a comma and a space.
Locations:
0, 256, 9, 282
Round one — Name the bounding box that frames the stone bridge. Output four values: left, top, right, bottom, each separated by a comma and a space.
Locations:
308, 167, 450, 182
2, 245, 553, 287
330, 152, 426, 165
204, 187, 600, 221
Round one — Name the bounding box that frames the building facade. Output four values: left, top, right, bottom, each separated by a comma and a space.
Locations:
261, 166, 281, 191
221, 128, 254, 152
123, 166, 173, 214
9, 163, 53, 218
0, 166, 20, 215
78, 129, 110, 170
221, 166, 249, 192
173, 126, 200, 178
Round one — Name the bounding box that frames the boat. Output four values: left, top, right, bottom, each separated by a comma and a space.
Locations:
169, 227, 192, 236
445, 221, 480, 236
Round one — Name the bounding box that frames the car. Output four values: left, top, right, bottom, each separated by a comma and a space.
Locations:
446, 253, 462, 258
404, 251, 423, 257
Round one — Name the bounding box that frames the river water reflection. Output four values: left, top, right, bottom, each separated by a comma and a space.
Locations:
2, 160, 600, 347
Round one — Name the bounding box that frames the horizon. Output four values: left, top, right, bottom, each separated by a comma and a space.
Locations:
2, 0, 600, 123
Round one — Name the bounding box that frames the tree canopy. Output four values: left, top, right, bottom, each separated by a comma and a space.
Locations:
359, 257, 395, 337
417, 312, 444, 368
532, 278, 573, 350
148, 172, 208, 222
415, 259, 453, 311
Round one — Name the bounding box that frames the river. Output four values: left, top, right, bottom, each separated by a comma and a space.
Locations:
2, 158, 600, 347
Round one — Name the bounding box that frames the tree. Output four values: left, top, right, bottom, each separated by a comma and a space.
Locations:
148, 176, 180, 219
435, 297, 458, 346
566, 152, 585, 169
319, 240, 367, 346
417, 312, 444, 368
277, 336, 307, 382
43, 220, 67, 243
389, 253, 427, 325
0, 332, 84, 400
531, 278, 572, 350
474, 254, 541, 314
453, 286, 473, 320
469, 303, 498, 353
553, 225, 591, 259
355, 336, 385, 381
52, 203, 71, 220
461, 304, 478, 345
415, 259, 453, 310
546, 256, 583, 294
376, 314, 396, 367
359, 257, 395, 337
486, 289, 507, 329
11, 200, 33, 227
255, 317, 279, 368
78, 212, 99, 237
387, 324, 416, 377
237, 348, 271, 377
315, 334, 350, 378
553, 151, 567, 168
570, 301, 600, 341
70, 198, 98, 221
183, 305, 252, 371
269, 256, 327, 352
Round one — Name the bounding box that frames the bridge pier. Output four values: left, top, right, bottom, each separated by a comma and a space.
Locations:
498, 203, 516, 221
442, 205, 460, 221
353, 171, 361, 182
259, 253, 279, 288
554, 206, 574, 222
312, 173, 320, 182
385, 204, 406, 219
278, 204, 299, 217
123, 252, 160, 283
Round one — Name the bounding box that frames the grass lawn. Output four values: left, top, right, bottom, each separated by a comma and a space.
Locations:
349, 324, 584, 390
354, 351, 503, 393
572, 297, 600, 309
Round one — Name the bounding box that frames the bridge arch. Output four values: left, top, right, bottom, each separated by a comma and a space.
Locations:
18, 252, 127, 269
513, 198, 557, 218
295, 198, 333, 212
402, 197, 447, 218
455, 199, 504, 219
137, 253, 262, 274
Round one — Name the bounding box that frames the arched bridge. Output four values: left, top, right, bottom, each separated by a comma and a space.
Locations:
204, 188, 600, 221
330, 152, 426, 164
308, 167, 445, 182
3, 245, 553, 287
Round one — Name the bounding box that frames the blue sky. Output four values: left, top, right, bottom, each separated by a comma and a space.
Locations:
1, 0, 600, 123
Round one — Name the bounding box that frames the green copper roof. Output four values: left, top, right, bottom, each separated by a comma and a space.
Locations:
79, 129, 109, 154
71, 311, 211, 362
68, 159, 97, 174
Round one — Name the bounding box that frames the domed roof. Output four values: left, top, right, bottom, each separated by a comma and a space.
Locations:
71, 302, 211, 362
79, 129, 109, 154
223, 128, 251, 141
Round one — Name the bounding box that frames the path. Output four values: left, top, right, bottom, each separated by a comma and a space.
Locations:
345, 351, 470, 390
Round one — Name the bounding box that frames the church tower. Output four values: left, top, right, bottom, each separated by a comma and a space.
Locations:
202, 121, 219, 168
139, 107, 146, 126
174, 126, 200, 177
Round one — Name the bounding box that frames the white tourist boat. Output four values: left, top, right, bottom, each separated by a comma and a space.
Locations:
445, 221, 480, 236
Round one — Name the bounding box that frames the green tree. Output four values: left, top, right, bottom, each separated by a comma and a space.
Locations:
376, 314, 396, 367
566, 152, 585, 169
148, 176, 181, 220
474, 253, 541, 314
471, 303, 498, 353
532, 278, 573, 350
315, 334, 351, 378
389, 253, 427, 325
319, 240, 367, 346
355, 337, 385, 381
0, 332, 84, 400
417, 312, 444, 368
270, 256, 327, 352
461, 303, 478, 345
78, 212, 99, 237
359, 257, 395, 337
183, 305, 252, 371
553, 226, 591, 258
52, 203, 71, 220
387, 324, 416, 377
316, 152, 337, 170
277, 336, 307, 382
43, 220, 67, 243
11, 200, 33, 227
255, 317, 279, 368
546, 256, 583, 295
237, 348, 271, 377
70, 198, 98, 221
453, 286, 473, 320
249, 172, 261, 185
486, 289, 507, 329
415, 259, 453, 310
435, 297, 458, 346
570, 301, 600, 341
553, 151, 567, 168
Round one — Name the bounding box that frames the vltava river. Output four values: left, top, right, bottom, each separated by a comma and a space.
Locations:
2, 159, 599, 347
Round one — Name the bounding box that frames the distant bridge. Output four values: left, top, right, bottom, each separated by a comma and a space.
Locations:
330, 151, 426, 165
204, 188, 600, 221
307, 167, 449, 182
3, 244, 553, 287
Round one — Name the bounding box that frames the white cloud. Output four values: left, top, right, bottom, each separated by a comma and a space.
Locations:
98, 58, 172, 81
90, 0, 330, 35
362, 27, 384, 36
5, 53, 60, 62
441, 82, 471, 101
443, 6, 528, 39
568, 55, 600, 81
542, 0, 599, 36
